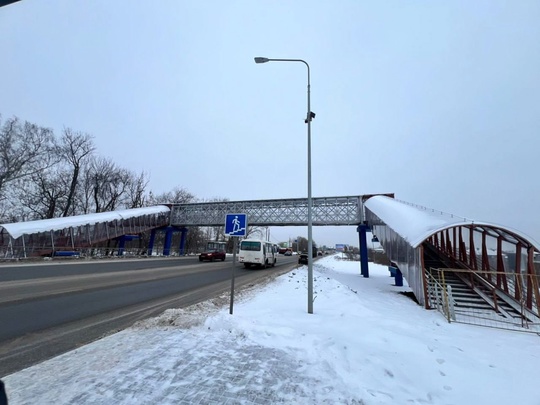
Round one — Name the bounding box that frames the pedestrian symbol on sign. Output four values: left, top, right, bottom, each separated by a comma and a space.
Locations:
225, 213, 247, 237
232, 216, 241, 233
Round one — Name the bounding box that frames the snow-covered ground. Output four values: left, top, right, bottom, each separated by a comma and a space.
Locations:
3, 255, 539, 404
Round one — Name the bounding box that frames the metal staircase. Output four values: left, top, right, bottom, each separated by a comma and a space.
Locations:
424, 243, 540, 332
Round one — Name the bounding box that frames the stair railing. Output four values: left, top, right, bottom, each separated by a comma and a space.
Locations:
425, 269, 456, 322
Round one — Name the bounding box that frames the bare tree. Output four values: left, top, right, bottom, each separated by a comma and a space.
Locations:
87, 157, 131, 212
297, 236, 307, 252
294, 236, 317, 253
147, 186, 195, 205
184, 226, 206, 254
15, 167, 71, 219
126, 170, 149, 208
0, 116, 57, 196
59, 128, 94, 217
0, 182, 31, 222
75, 165, 95, 214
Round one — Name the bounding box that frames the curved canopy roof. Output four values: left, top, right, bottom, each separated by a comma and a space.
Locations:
0, 206, 170, 240
364, 196, 540, 251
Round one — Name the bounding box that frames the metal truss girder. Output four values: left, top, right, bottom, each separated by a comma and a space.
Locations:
170, 196, 366, 227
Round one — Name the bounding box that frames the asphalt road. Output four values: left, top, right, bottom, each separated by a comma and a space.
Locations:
0, 255, 299, 377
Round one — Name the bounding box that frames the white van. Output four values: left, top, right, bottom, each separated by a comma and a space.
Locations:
238, 239, 278, 269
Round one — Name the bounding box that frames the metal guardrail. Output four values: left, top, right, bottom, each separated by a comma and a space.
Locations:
425, 270, 456, 322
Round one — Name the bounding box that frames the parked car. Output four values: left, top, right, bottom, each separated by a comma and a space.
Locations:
298, 252, 309, 265
199, 249, 226, 262
284, 250, 292, 256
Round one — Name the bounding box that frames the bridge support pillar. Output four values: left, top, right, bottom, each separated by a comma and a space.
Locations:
357, 223, 369, 278
179, 227, 188, 256
163, 227, 173, 256
148, 229, 156, 256
117, 234, 139, 256
394, 267, 403, 287
118, 236, 126, 256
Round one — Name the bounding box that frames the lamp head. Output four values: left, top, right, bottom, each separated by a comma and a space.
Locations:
254, 57, 269, 64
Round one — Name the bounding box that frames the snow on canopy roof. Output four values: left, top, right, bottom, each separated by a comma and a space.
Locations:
364, 196, 540, 250
0, 205, 170, 240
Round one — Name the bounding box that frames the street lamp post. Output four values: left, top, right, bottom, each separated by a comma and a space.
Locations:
254, 56, 315, 314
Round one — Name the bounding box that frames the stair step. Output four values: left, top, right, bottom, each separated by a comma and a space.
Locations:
455, 302, 497, 310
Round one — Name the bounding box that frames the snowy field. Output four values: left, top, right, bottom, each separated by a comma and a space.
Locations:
3, 254, 539, 404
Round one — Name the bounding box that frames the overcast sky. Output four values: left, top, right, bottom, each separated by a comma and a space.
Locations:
1, 1, 539, 248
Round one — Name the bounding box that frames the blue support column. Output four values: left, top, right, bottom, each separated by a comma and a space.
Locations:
118, 236, 126, 256
358, 228, 362, 275
148, 229, 156, 256
117, 234, 139, 256
395, 268, 403, 287
179, 227, 188, 256
163, 227, 173, 256
357, 224, 369, 278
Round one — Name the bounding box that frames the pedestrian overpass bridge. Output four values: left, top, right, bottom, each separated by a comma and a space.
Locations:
0, 194, 393, 259
1, 193, 539, 332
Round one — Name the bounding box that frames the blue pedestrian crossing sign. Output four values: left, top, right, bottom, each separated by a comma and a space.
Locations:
225, 213, 247, 237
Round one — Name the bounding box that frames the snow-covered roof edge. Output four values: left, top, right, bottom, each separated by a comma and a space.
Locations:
364, 196, 540, 250
0, 205, 171, 240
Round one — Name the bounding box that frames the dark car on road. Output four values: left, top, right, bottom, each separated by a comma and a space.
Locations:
199, 249, 226, 262
298, 252, 309, 265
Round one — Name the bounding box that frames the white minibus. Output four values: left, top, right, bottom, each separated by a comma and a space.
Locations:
238, 239, 278, 268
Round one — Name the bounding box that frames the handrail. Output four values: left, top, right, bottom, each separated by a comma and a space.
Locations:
434, 245, 539, 317
427, 267, 540, 332
425, 270, 455, 322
